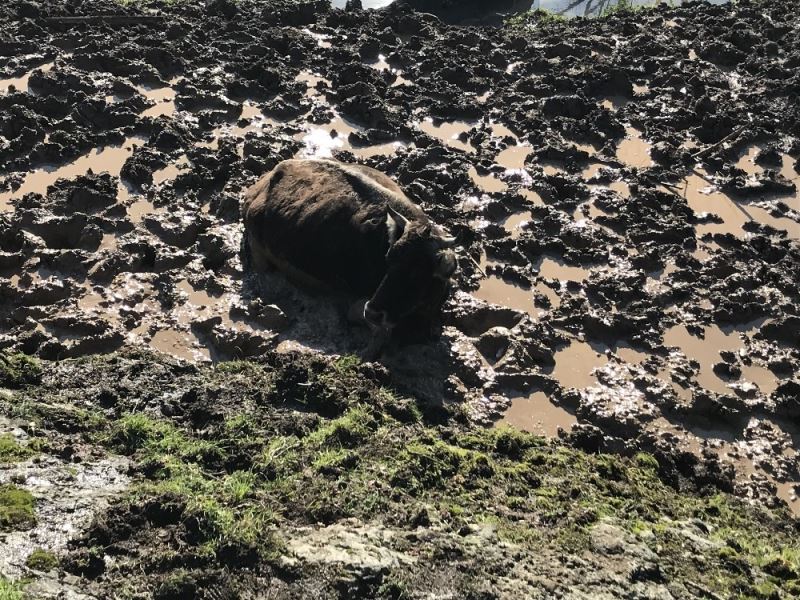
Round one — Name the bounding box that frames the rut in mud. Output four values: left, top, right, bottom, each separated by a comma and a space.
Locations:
0, 0, 799, 597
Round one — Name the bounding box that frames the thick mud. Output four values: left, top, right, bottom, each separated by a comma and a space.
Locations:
0, 0, 799, 596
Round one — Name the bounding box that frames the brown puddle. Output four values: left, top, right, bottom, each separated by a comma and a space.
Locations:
0, 136, 148, 212
473, 276, 534, 314
549, 340, 608, 390
298, 120, 404, 159
0, 62, 55, 94
152, 154, 190, 185
616, 126, 653, 168
496, 145, 531, 171
138, 85, 177, 119
582, 163, 631, 197
469, 167, 507, 193
663, 323, 778, 397
536, 256, 591, 283
684, 172, 800, 239
499, 211, 532, 239
499, 391, 577, 437
418, 118, 476, 153
150, 328, 210, 362
202, 102, 283, 155
367, 55, 411, 87
601, 96, 629, 111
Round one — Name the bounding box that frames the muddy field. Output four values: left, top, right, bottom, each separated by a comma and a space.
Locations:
1, 0, 799, 597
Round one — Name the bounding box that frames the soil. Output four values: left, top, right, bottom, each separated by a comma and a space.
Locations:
0, 0, 799, 597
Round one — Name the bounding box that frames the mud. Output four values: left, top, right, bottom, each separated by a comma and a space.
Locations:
1, 0, 800, 595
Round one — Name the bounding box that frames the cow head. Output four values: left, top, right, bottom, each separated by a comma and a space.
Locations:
363, 206, 457, 331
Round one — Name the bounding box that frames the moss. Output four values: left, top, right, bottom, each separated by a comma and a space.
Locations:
0, 485, 35, 531
0, 351, 41, 389
0, 434, 35, 463
0, 578, 25, 600
25, 549, 59, 571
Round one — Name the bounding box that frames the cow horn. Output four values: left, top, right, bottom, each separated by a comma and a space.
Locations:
386, 205, 409, 231
438, 235, 457, 248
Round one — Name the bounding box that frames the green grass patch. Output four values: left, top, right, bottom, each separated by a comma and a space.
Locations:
0, 484, 35, 531
0, 577, 25, 600
25, 549, 59, 571
0, 434, 36, 463
0, 352, 41, 389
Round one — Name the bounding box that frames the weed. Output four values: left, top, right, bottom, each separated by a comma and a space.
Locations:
0, 434, 35, 463
0, 578, 24, 600
0, 484, 35, 531
25, 549, 59, 571
0, 351, 41, 388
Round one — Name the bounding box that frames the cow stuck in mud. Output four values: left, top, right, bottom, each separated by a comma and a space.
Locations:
243, 159, 457, 357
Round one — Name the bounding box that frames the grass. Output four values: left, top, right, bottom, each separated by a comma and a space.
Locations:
0, 578, 24, 600
0, 351, 41, 389
4, 351, 799, 597
0, 434, 36, 463
0, 484, 35, 531
25, 549, 59, 571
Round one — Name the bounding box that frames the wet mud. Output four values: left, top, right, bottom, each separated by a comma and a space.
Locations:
0, 0, 799, 595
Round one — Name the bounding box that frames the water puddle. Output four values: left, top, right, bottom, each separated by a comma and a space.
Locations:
663, 323, 776, 396
299, 114, 405, 159
469, 167, 507, 193
499, 391, 577, 437
684, 173, 799, 239
150, 328, 211, 362
536, 256, 591, 282
0, 62, 54, 94
128, 197, 161, 223
601, 96, 629, 111
202, 101, 282, 154
474, 276, 534, 314
418, 118, 476, 153
496, 144, 532, 171
616, 126, 653, 168
368, 54, 411, 87
0, 136, 148, 212
302, 27, 332, 48
582, 163, 631, 197
500, 210, 533, 239
549, 339, 608, 390
138, 84, 177, 118
152, 154, 190, 185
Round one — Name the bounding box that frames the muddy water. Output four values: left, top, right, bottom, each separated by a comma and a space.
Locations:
474, 276, 534, 314
537, 256, 591, 282
685, 172, 800, 239
663, 323, 775, 396
368, 55, 412, 87
0, 136, 148, 212
153, 154, 191, 185
500, 210, 533, 239
549, 340, 608, 390
418, 118, 476, 153
500, 391, 577, 437
150, 328, 211, 362
469, 167, 508, 193
616, 126, 653, 168
138, 85, 177, 118
0, 62, 54, 94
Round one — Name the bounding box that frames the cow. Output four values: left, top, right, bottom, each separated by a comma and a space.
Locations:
243, 158, 457, 357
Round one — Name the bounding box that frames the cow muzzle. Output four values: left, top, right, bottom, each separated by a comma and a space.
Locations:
363, 301, 393, 331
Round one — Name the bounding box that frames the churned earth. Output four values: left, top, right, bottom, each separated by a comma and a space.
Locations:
0, 0, 799, 597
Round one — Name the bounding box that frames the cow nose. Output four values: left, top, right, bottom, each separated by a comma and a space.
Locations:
363, 302, 386, 328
